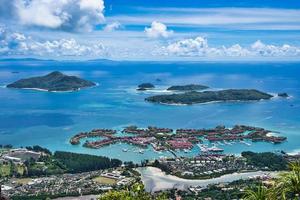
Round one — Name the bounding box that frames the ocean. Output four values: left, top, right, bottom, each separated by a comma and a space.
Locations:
0, 60, 299, 163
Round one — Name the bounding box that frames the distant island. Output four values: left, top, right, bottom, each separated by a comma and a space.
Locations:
7, 71, 96, 92
137, 83, 155, 91
167, 84, 209, 91
278, 93, 289, 98
145, 89, 273, 105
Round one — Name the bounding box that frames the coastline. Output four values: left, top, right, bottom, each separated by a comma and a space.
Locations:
4, 82, 99, 93
137, 167, 277, 192
152, 99, 271, 106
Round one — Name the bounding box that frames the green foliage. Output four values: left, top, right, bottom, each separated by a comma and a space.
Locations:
7, 71, 95, 91
146, 89, 273, 104
54, 151, 122, 173
98, 183, 166, 200
26, 145, 52, 155
275, 161, 300, 199
244, 160, 300, 200
243, 184, 273, 200
241, 151, 287, 170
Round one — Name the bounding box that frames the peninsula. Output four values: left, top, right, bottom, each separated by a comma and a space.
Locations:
167, 84, 209, 91
7, 71, 96, 91
145, 89, 273, 105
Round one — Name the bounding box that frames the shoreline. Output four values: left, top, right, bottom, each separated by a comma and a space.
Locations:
137, 167, 277, 192
149, 98, 272, 106
4, 82, 99, 93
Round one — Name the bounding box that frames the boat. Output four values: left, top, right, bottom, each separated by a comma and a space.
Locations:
184, 149, 191, 153
240, 141, 251, 146
224, 141, 232, 145
139, 149, 144, 154
217, 141, 224, 146
197, 144, 208, 153
207, 145, 224, 153
122, 148, 128, 152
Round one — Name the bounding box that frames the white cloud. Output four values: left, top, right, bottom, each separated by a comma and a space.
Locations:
103, 22, 121, 32
0, 27, 106, 57
110, 8, 300, 31
145, 21, 173, 38
161, 36, 300, 58
0, 0, 105, 32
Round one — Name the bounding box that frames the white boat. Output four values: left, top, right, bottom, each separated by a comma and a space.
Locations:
197, 144, 208, 152
217, 142, 224, 146
207, 145, 224, 152
224, 141, 232, 145
184, 149, 191, 153
240, 141, 251, 146
122, 148, 128, 152
139, 149, 144, 154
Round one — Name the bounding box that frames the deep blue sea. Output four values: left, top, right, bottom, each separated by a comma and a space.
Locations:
0, 60, 299, 163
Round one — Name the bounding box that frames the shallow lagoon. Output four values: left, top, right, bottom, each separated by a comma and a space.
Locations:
0, 60, 299, 163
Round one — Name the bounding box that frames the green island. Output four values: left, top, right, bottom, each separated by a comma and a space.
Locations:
167, 84, 209, 91
6, 71, 96, 92
137, 83, 155, 91
145, 89, 273, 105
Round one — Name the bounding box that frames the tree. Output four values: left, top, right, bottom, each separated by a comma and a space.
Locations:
243, 184, 272, 200
98, 183, 166, 200
275, 161, 300, 199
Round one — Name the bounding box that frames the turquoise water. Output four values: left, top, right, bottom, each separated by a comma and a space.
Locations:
0, 60, 300, 163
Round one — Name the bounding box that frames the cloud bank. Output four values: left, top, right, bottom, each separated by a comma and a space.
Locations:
145, 21, 173, 38
0, 0, 105, 32
161, 36, 300, 58
0, 26, 106, 57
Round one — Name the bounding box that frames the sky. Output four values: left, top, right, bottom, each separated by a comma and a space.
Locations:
0, 0, 300, 61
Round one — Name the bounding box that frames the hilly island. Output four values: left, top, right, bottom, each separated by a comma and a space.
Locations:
167, 84, 209, 91
7, 71, 96, 92
145, 89, 273, 105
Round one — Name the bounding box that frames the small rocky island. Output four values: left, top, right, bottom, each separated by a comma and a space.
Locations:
7, 71, 96, 92
167, 84, 209, 91
278, 93, 289, 98
137, 83, 155, 91
145, 89, 273, 105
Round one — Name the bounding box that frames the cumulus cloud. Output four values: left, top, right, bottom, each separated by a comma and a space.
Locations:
0, 0, 105, 32
103, 22, 121, 32
145, 21, 173, 38
0, 27, 106, 57
161, 36, 300, 58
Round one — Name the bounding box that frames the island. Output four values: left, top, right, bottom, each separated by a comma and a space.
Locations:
6, 71, 96, 91
167, 84, 209, 91
278, 93, 289, 98
145, 89, 273, 105
69, 125, 286, 152
137, 83, 155, 91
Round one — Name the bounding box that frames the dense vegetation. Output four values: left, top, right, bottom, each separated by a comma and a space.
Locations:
0, 147, 122, 177
54, 151, 122, 173
7, 71, 95, 91
137, 83, 155, 90
98, 183, 167, 200
25, 145, 52, 155
244, 161, 300, 200
178, 179, 261, 200
145, 89, 273, 105
167, 84, 209, 91
241, 151, 288, 171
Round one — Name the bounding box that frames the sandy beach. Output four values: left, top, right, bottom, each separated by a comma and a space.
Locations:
137, 167, 277, 192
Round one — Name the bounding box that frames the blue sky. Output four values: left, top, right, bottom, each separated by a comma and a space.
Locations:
0, 0, 300, 60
